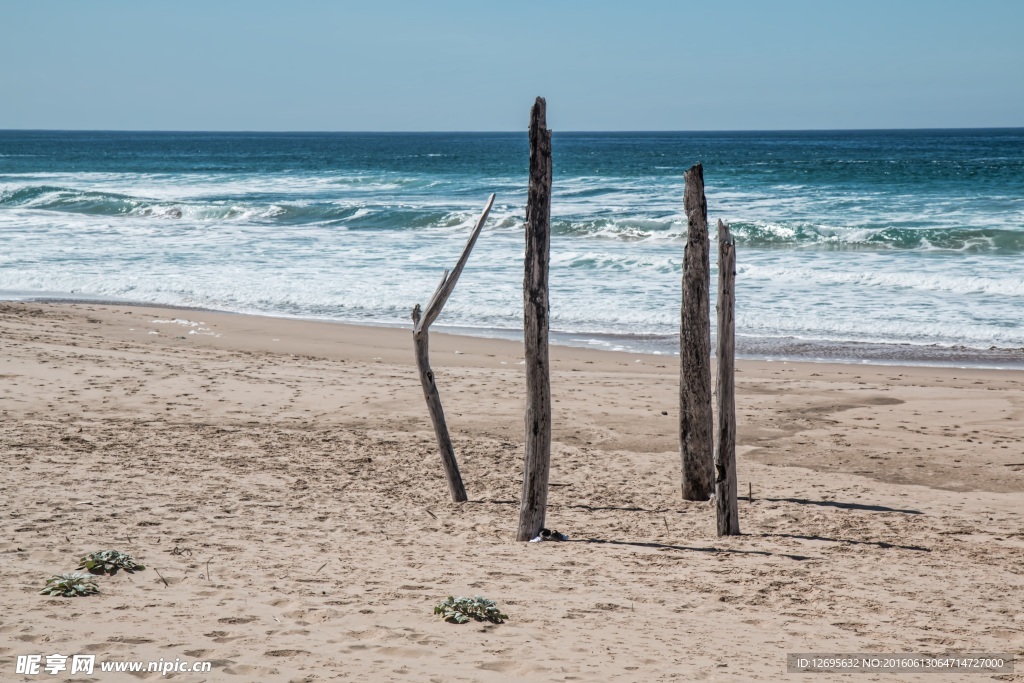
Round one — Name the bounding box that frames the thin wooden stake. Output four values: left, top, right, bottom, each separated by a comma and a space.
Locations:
715, 219, 740, 536
680, 163, 714, 501
153, 568, 169, 588
412, 193, 496, 503
516, 97, 553, 542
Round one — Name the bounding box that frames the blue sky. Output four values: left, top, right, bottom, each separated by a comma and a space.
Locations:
3, 1, 1022, 131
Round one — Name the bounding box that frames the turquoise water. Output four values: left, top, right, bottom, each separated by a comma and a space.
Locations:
1, 130, 1022, 366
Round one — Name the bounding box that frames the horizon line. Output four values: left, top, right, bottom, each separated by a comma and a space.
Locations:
2, 126, 1023, 135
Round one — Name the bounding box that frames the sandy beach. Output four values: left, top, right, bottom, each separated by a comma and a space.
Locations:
1, 300, 1022, 682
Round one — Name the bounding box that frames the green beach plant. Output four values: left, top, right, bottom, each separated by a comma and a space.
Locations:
78, 550, 146, 575
434, 596, 508, 624
40, 572, 100, 597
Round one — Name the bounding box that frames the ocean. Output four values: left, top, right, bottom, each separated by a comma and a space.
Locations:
2, 129, 1022, 367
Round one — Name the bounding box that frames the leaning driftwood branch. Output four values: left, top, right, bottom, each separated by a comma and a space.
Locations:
714, 219, 740, 535
412, 193, 496, 502
516, 96, 553, 542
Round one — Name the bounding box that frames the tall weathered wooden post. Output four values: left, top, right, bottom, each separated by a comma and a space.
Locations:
714, 219, 740, 535
516, 97, 553, 541
680, 163, 714, 501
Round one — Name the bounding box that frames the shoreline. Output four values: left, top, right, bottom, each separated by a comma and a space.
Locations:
5, 293, 1024, 370
3, 299, 1022, 492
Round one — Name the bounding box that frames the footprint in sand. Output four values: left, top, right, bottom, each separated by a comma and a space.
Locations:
217, 616, 257, 625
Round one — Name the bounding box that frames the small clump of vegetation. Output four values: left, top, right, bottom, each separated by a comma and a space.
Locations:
78, 550, 146, 575
434, 596, 508, 624
40, 572, 100, 597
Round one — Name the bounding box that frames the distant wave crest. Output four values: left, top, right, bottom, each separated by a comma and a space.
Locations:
4, 182, 1023, 254
728, 221, 1024, 253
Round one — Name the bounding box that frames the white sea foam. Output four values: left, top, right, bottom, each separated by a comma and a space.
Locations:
4, 162, 1024, 360
740, 264, 1024, 298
